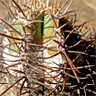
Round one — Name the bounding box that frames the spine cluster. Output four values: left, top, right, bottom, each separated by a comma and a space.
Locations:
0, 0, 95, 96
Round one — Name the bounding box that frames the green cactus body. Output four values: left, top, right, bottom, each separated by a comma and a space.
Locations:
0, 0, 95, 96
2, 0, 63, 90
1, 0, 74, 95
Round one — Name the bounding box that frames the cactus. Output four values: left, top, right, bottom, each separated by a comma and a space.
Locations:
0, 0, 96, 96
